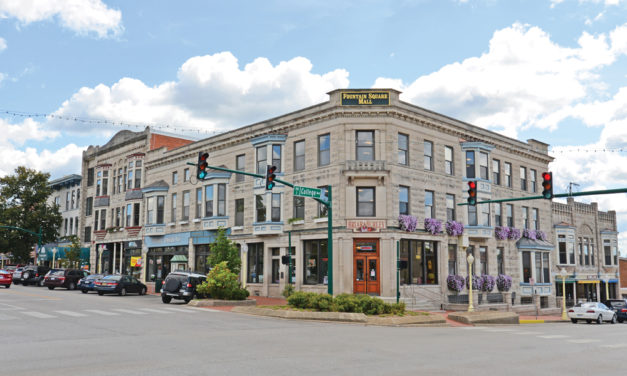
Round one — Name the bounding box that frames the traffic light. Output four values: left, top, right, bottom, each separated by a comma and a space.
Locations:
197, 152, 209, 180
542, 172, 553, 199
281, 255, 290, 265
467, 181, 477, 206
265, 165, 277, 190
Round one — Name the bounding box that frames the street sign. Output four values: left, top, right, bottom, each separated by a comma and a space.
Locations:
293, 186, 322, 199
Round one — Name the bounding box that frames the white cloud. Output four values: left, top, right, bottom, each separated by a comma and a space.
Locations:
0, 37, 6, 51
0, 0, 123, 38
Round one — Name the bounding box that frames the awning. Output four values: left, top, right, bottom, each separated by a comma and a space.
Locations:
577, 280, 600, 284
607, 279, 619, 283
555, 278, 576, 284
170, 255, 188, 263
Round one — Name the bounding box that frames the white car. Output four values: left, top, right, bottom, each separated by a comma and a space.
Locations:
568, 302, 617, 324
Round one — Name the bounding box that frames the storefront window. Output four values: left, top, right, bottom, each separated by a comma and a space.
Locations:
271, 248, 280, 284
195, 245, 211, 275
400, 240, 437, 285
247, 243, 264, 283
304, 239, 328, 285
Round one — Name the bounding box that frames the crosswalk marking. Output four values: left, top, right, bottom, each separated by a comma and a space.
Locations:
112, 308, 148, 315
55, 310, 87, 317
538, 335, 569, 339
84, 309, 119, 316
138, 308, 172, 314
567, 339, 600, 344
22, 311, 56, 319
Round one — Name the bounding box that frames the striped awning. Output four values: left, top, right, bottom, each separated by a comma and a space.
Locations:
577, 280, 600, 284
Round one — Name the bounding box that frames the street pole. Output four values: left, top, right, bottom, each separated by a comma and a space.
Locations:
327, 185, 333, 296
396, 241, 400, 304
467, 254, 474, 312
288, 231, 292, 286
560, 268, 568, 320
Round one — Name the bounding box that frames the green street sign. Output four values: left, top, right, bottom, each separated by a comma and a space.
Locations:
293, 186, 321, 199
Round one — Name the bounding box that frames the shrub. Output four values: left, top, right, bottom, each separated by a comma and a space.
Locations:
282, 284, 295, 298
312, 294, 334, 312
288, 292, 405, 315
200, 261, 249, 300
332, 293, 360, 312
287, 291, 310, 309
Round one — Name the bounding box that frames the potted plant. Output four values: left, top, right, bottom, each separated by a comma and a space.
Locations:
398, 215, 417, 232
424, 218, 442, 235
445, 220, 464, 236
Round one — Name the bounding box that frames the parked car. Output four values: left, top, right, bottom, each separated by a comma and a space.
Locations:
603, 299, 627, 323
20, 265, 51, 286
78, 274, 104, 293
94, 275, 147, 296
0, 269, 13, 288
568, 302, 617, 324
44, 268, 89, 290
160, 271, 207, 304
12, 267, 24, 285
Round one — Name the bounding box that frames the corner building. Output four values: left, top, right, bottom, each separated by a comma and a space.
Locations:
125, 89, 559, 311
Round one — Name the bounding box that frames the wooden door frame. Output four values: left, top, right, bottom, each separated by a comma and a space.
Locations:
353, 238, 380, 295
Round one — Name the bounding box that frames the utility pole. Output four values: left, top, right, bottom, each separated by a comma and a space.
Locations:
568, 182, 580, 196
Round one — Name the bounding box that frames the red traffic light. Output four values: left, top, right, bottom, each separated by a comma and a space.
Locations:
542, 171, 553, 199
467, 181, 477, 205
265, 165, 277, 190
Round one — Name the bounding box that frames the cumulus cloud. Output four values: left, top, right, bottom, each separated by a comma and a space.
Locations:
0, 0, 123, 38
0, 37, 6, 51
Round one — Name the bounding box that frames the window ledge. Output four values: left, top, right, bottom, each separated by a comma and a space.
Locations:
192, 218, 201, 223
232, 226, 244, 231
313, 217, 328, 223
179, 221, 189, 225
167, 222, 176, 227
290, 220, 305, 225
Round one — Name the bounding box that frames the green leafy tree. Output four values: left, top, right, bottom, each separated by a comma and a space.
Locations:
64, 235, 82, 268
0, 166, 62, 263
206, 227, 241, 275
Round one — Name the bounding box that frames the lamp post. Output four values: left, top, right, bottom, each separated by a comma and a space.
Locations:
467, 253, 475, 312
560, 268, 568, 320
52, 248, 57, 269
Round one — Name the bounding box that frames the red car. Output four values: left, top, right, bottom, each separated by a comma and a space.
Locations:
0, 270, 13, 288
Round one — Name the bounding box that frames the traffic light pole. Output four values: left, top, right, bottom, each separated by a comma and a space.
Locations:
457, 187, 627, 206
186, 162, 334, 295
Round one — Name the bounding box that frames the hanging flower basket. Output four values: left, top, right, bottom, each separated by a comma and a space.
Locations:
536, 230, 547, 241
466, 275, 483, 291
446, 275, 465, 292
495, 226, 509, 240
523, 229, 537, 240
398, 215, 417, 232
424, 218, 442, 235
508, 227, 521, 240
496, 274, 513, 292
445, 220, 464, 236
481, 275, 496, 292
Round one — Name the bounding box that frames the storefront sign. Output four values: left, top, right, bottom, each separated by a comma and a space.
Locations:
341, 91, 390, 106
346, 220, 386, 232
144, 232, 191, 247
131, 257, 142, 267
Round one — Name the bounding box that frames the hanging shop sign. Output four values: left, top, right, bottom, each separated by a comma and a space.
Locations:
346, 220, 386, 233
340, 91, 390, 106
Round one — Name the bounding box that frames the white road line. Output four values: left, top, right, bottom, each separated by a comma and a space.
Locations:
84, 309, 119, 316
112, 308, 148, 315
138, 308, 172, 314
511, 331, 542, 335
22, 311, 56, 319
161, 307, 197, 313
567, 339, 601, 344
461, 327, 485, 330
485, 328, 518, 333
600, 343, 627, 349
55, 310, 87, 317
538, 335, 570, 339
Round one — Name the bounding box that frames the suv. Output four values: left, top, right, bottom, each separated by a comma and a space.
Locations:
44, 268, 89, 290
603, 299, 627, 323
160, 271, 206, 304
20, 265, 51, 286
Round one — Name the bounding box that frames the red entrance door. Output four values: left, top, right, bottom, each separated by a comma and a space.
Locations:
353, 239, 380, 295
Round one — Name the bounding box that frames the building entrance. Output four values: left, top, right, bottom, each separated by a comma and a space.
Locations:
353, 239, 380, 295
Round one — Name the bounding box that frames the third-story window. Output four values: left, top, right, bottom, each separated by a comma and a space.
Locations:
294, 196, 305, 219
522, 206, 529, 229
492, 159, 500, 185
256, 146, 267, 175
256, 195, 266, 222
356, 187, 375, 217
446, 194, 455, 221
126, 204, 132, 226
466, 151, 475, 178
156, 196, 164, 224
445, 146, 454, 175
102, 171, 108, 195
271, 193, 281, 222
398, 133, 408, 165
318, 133, 330, 166
425, 190, 434, 219
184, 168, 190, 182
217, 184, 226, 216
399, 186, 409, 216
85, 197, 93, 216
494, 203, 502, 226
480, 203, 490, 227
195, 188, 202, 219
235, 199, 244, 226
182, 191, 190, 221
171, 193, 177, 222
205, 185, 213, 217
272, 145, 282, 172
506, 204, 514, 227
504, 162, 512, 187
532, 208, 539, 230
520, 167, 527, 191
236, 154, 245, 182
294, 140, 305, 171
604, 239, 612, 265
424, 141, 433, 170
356, 131, 374, 161
172, 171, 178, 185
468, 205, 477, 226
479, 152, 488, 180
530, 169, 537, 193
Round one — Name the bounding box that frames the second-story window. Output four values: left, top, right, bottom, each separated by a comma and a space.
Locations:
504, 162, 512, 187
506, 204, 514, 227
156, 196, 165, 224
195, 188, 202, 219
532, 208, 539, 230
205, 185, 213, 217
126, 204, 132, 226
134, 168, 141, 189
522, 206, 529, 229
235, 199, 244, 226
446, 194, 455, 221
356, 187, 375, 217
236, 154, 245, 182
256, 146, 267, 175
218, 184, 226, 216
256, 194, 266, 222
530, 169, 537, 193
466, 151, 475, 178
356, 131, 374, 161
424, 141, 433, 170
271, 193, 281, 222
399, 186, 409, 216
425, 190, 434, 219
85, 197, 93, 216
398, 133, 408, 165
272, 145, 282, 172
102, 171, 109, 195
66, 192, 70, 211
171, 193, 177, 222
294, 196, 305, 219
182, 190, 190, 221
318, 133, 330, 166
520, 167, 527, 191
445, 146, 454, 175
172, 171, 178, 185
146, 197, 154, 225
294, 140, 305, 171
184, 168, 190, 182
480, 204, 490, 227
318, 186, 328, 218
494, 203, 502, 226
468, 205, 477, 226
479, 152, 488, 180
118, 168, 123, 193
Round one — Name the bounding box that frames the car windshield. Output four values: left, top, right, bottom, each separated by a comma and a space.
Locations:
50, 270, 65, 276
608, 301, 626, 307
166, 274, 188, 282
103, 275, 121, 281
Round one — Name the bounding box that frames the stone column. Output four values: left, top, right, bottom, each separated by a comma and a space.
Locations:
119, 242, 123, 274
188, 236, 195, 272
502, 291, 512, 311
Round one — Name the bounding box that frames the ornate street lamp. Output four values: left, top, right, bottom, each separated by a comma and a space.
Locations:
467, 253, 475, 312
560, 268, 568, 320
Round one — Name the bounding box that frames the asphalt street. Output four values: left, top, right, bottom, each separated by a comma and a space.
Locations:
1, 283, 626, 376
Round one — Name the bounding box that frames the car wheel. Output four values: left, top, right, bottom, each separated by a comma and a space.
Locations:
140, 287, 146, 296
586, 319, 592, 324
68, 282, 76, 290
571, 318, 577, 324
611, 315, 617, 324
81, 289, 88, 294
22, 281, 28, 286
618, 318, 624, 323
184, 296, 192, 304
597, 315, 603, 325
48, 286, 54, 290
98, 291, 104, 296
161, 295, 172, 304
119, 288, 126, 296
5, 284, 10, 288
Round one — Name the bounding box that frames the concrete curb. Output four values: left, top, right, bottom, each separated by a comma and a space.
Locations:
231, 307, 367, 322
189, 298, 257, 307
448, 311, 519, 325
520, 319, 570, 324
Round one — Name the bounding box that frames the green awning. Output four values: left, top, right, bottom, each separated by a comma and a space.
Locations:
170, 255, 188, 262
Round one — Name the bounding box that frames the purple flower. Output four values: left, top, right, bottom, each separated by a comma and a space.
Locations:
445, 220, 464, 236
424, 218, 442, 235
536, 230, 547, 241
496, 274, 512, 292
508, 227, 521, 240
446, 275, 466, 292
495, 226, 510, 240
466, 275, 483, 291
481, 275, 496, 292
523, 228, 537, 240
398, 215, 417, 232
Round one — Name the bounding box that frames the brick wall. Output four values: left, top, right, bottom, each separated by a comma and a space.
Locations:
620, 258, 627, 289
150, 134, 193, 151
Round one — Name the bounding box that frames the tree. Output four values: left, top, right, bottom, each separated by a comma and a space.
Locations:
0, 167, 62, 263
206, 227, 241, 275
64, 235, 82, 268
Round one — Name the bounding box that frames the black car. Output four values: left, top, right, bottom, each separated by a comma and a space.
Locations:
161, 271, 206, 304
603, 299, 627, 323
20, 265, 51, 286
94, 275, 147, 296
44, 268, 89, 290
78, 274, 104, 293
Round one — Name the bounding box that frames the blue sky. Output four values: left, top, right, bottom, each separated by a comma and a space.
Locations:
1, 0, 627, 248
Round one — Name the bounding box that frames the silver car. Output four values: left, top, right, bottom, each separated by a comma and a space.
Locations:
568, 302, 617, 324
12, 267, 24, 285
